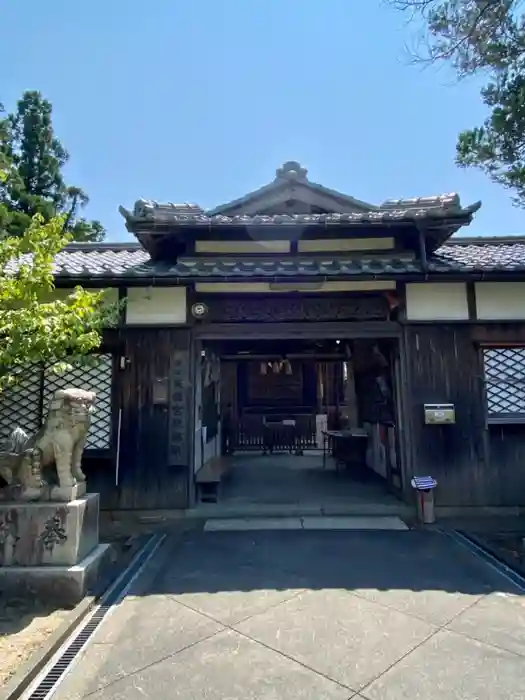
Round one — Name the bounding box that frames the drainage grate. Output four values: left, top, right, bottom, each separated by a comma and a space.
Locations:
26, 607, 110, 700
22, 533, 165, 700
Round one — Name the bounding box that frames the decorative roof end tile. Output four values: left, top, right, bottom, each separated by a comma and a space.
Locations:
274, 161, 309, 183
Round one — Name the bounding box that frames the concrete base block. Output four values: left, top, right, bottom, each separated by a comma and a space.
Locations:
0, 543, 113, 606
0, 493, 100, 567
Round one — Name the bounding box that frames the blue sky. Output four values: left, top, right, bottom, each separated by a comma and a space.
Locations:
2, 0, 522, 241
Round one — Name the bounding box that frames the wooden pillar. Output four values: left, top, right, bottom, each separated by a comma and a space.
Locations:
343, 360, 359, 428
116, 328, 192, 510
167, 332, 193, 507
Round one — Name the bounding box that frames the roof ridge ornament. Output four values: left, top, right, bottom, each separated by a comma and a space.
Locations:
275, 161, 308, 182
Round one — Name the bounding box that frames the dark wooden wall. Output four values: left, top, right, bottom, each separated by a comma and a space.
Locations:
404, 324, 525, 507
84, 322, 525, 510
84, 328, 192, 510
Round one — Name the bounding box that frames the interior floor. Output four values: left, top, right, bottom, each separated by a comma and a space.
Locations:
219, 453, 400, 507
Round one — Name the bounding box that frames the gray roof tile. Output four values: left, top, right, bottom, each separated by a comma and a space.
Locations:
118, 205, 480, 227
46, 245, 424, 279
7, 238, 525, 282
430, 239, 525, 272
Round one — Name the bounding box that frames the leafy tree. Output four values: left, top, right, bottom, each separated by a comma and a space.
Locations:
389, 0, 525, 206
0, 91, 105, 240
0, 158, 115, 392
0, 206, 114, 393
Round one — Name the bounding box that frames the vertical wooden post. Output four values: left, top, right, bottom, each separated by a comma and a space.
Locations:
343, 360, 359, 428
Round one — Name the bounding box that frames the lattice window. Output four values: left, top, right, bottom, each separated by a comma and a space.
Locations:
43, 355, 113, 449
0, 365, 42, 446
483, 348, 525, 423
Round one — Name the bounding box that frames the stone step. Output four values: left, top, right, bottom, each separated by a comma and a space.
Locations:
203, 516, 410, 532
188, 501, 414, 520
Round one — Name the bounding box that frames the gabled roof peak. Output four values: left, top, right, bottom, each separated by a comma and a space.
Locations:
206, 160, 378, 216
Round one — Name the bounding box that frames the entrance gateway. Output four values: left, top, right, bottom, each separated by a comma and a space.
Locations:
114, 159, 481, 512
191, 291, 407, 507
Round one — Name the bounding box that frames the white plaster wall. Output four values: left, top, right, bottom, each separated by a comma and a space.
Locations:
475, 282, 525, 320
196, 240, 290, 254
195, 280, 396, 293
298, 237, 395, 252
125, 287, 187, 325
405, 283, 469, 321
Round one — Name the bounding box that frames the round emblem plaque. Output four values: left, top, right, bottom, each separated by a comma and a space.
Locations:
191, 302, 208, 318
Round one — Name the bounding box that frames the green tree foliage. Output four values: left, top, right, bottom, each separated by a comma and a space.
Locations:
390, 1, 525, 206
0, 163, 115, 392
0, 91, 105, 240
0, 213, 114, 392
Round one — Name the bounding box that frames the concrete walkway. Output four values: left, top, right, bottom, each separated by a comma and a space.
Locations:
53, 528, 525, 699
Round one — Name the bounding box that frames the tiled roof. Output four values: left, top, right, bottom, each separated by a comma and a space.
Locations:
47, 245, 422, 279
4, 246, 151, 279
51, 247, 150, 277
119, 194, 481, 228
430, 239, 525, 272
6, 237, 525, 282
119, 161, 481, 228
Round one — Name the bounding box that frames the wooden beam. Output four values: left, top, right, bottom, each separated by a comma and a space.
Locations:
466, 282, 477, 320
220, 353, 345, 360
418, 228, 429, 272
193, 321, 402, 340
472, 323, 525, 345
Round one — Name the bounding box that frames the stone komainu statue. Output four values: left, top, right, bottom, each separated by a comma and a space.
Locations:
0, 388, 96, 500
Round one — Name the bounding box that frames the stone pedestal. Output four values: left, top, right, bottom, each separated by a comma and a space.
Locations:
0, 493, 111, 605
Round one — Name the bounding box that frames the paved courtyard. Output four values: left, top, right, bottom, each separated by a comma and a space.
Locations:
53, 527, 525, 699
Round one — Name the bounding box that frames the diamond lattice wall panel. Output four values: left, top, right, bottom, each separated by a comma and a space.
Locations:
0, 365, 42, 446
43, 355, 113, 449
483, 348, 525, 416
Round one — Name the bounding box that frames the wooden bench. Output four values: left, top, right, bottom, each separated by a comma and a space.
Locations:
195, 456, 232, 503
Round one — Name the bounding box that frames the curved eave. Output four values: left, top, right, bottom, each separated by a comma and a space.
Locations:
123, 208, 481, 234
424, 202, 482, 250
